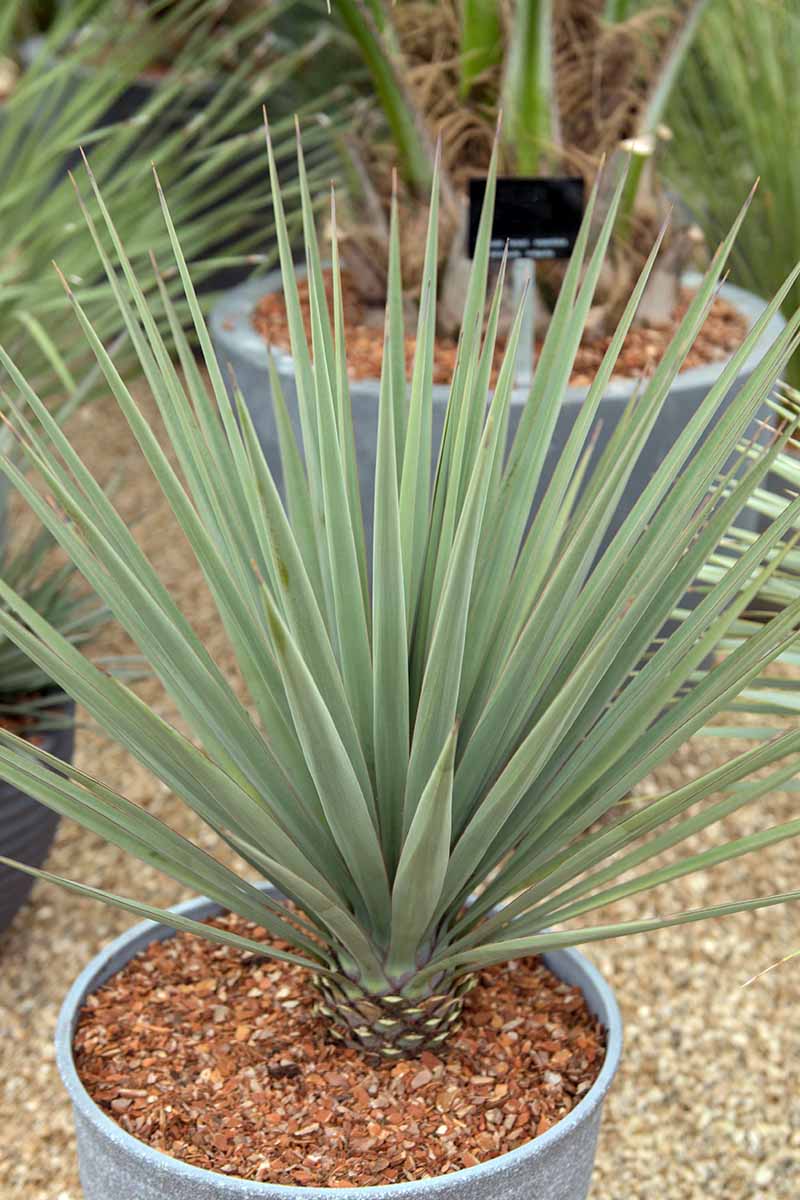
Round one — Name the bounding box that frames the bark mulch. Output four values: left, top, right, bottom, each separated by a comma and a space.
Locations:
251, 270, 748, 388
73, 912, 605, 1187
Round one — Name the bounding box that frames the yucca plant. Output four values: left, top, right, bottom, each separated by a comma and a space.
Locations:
0, 0, 340, 404
2, 128, 800, 1059
322, 0, 708, 336
666, 0, 800, 385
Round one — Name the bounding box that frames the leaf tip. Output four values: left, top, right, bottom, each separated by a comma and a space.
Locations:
51, 261, 73, 298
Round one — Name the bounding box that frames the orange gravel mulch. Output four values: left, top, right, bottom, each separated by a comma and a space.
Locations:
251, 269, 748, 389
73, 912, 606, 1188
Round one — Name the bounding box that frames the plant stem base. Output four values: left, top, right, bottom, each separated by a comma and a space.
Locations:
313, 972, 478, 1060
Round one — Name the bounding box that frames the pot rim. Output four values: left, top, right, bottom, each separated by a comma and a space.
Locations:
209, 271, 785, 406
56, 889, 622, 1196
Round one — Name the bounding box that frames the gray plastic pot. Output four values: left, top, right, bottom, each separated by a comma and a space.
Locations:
57, 889, 622, 1200
210, 275, 783, 552
0, 698, 76, 934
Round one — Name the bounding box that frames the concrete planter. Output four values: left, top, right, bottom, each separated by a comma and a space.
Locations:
0, 698, 75, 934
57, 889, 622, 1200
210, 275, 784, 551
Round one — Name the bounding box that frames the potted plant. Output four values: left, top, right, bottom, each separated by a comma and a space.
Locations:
210, 1, 778, 545
3, 135, 800, 1198
0, 523, 108, 933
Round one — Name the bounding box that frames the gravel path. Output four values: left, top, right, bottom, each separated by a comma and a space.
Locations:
0, 389, 798, 1199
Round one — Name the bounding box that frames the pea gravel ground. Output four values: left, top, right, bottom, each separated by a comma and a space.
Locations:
0, 388, 798, 1199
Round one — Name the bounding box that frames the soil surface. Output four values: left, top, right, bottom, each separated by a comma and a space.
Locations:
73, 912, 605, 1187
251, 270, 748, 387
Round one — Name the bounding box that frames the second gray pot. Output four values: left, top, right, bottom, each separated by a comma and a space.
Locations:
210, 275, 783, 552
57, 889, 623, 1200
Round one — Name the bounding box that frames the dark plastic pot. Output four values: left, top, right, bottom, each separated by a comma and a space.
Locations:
210, 275, 783, 554
0, 697, 76, 934
57, 888, 622, 1200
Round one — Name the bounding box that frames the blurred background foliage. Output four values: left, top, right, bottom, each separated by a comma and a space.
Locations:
666, 0, 800, 384
0, 0, 349, 407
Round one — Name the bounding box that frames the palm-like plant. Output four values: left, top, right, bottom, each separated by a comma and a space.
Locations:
325, 0, 708, 337
1, 131, 800, 1059
1, 0, 340, 404
665, 0, 800, 385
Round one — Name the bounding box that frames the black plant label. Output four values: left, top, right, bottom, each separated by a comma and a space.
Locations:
468, 177, 584, 261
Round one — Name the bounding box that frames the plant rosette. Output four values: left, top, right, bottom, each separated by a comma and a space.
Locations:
57, 889, 623, 1200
